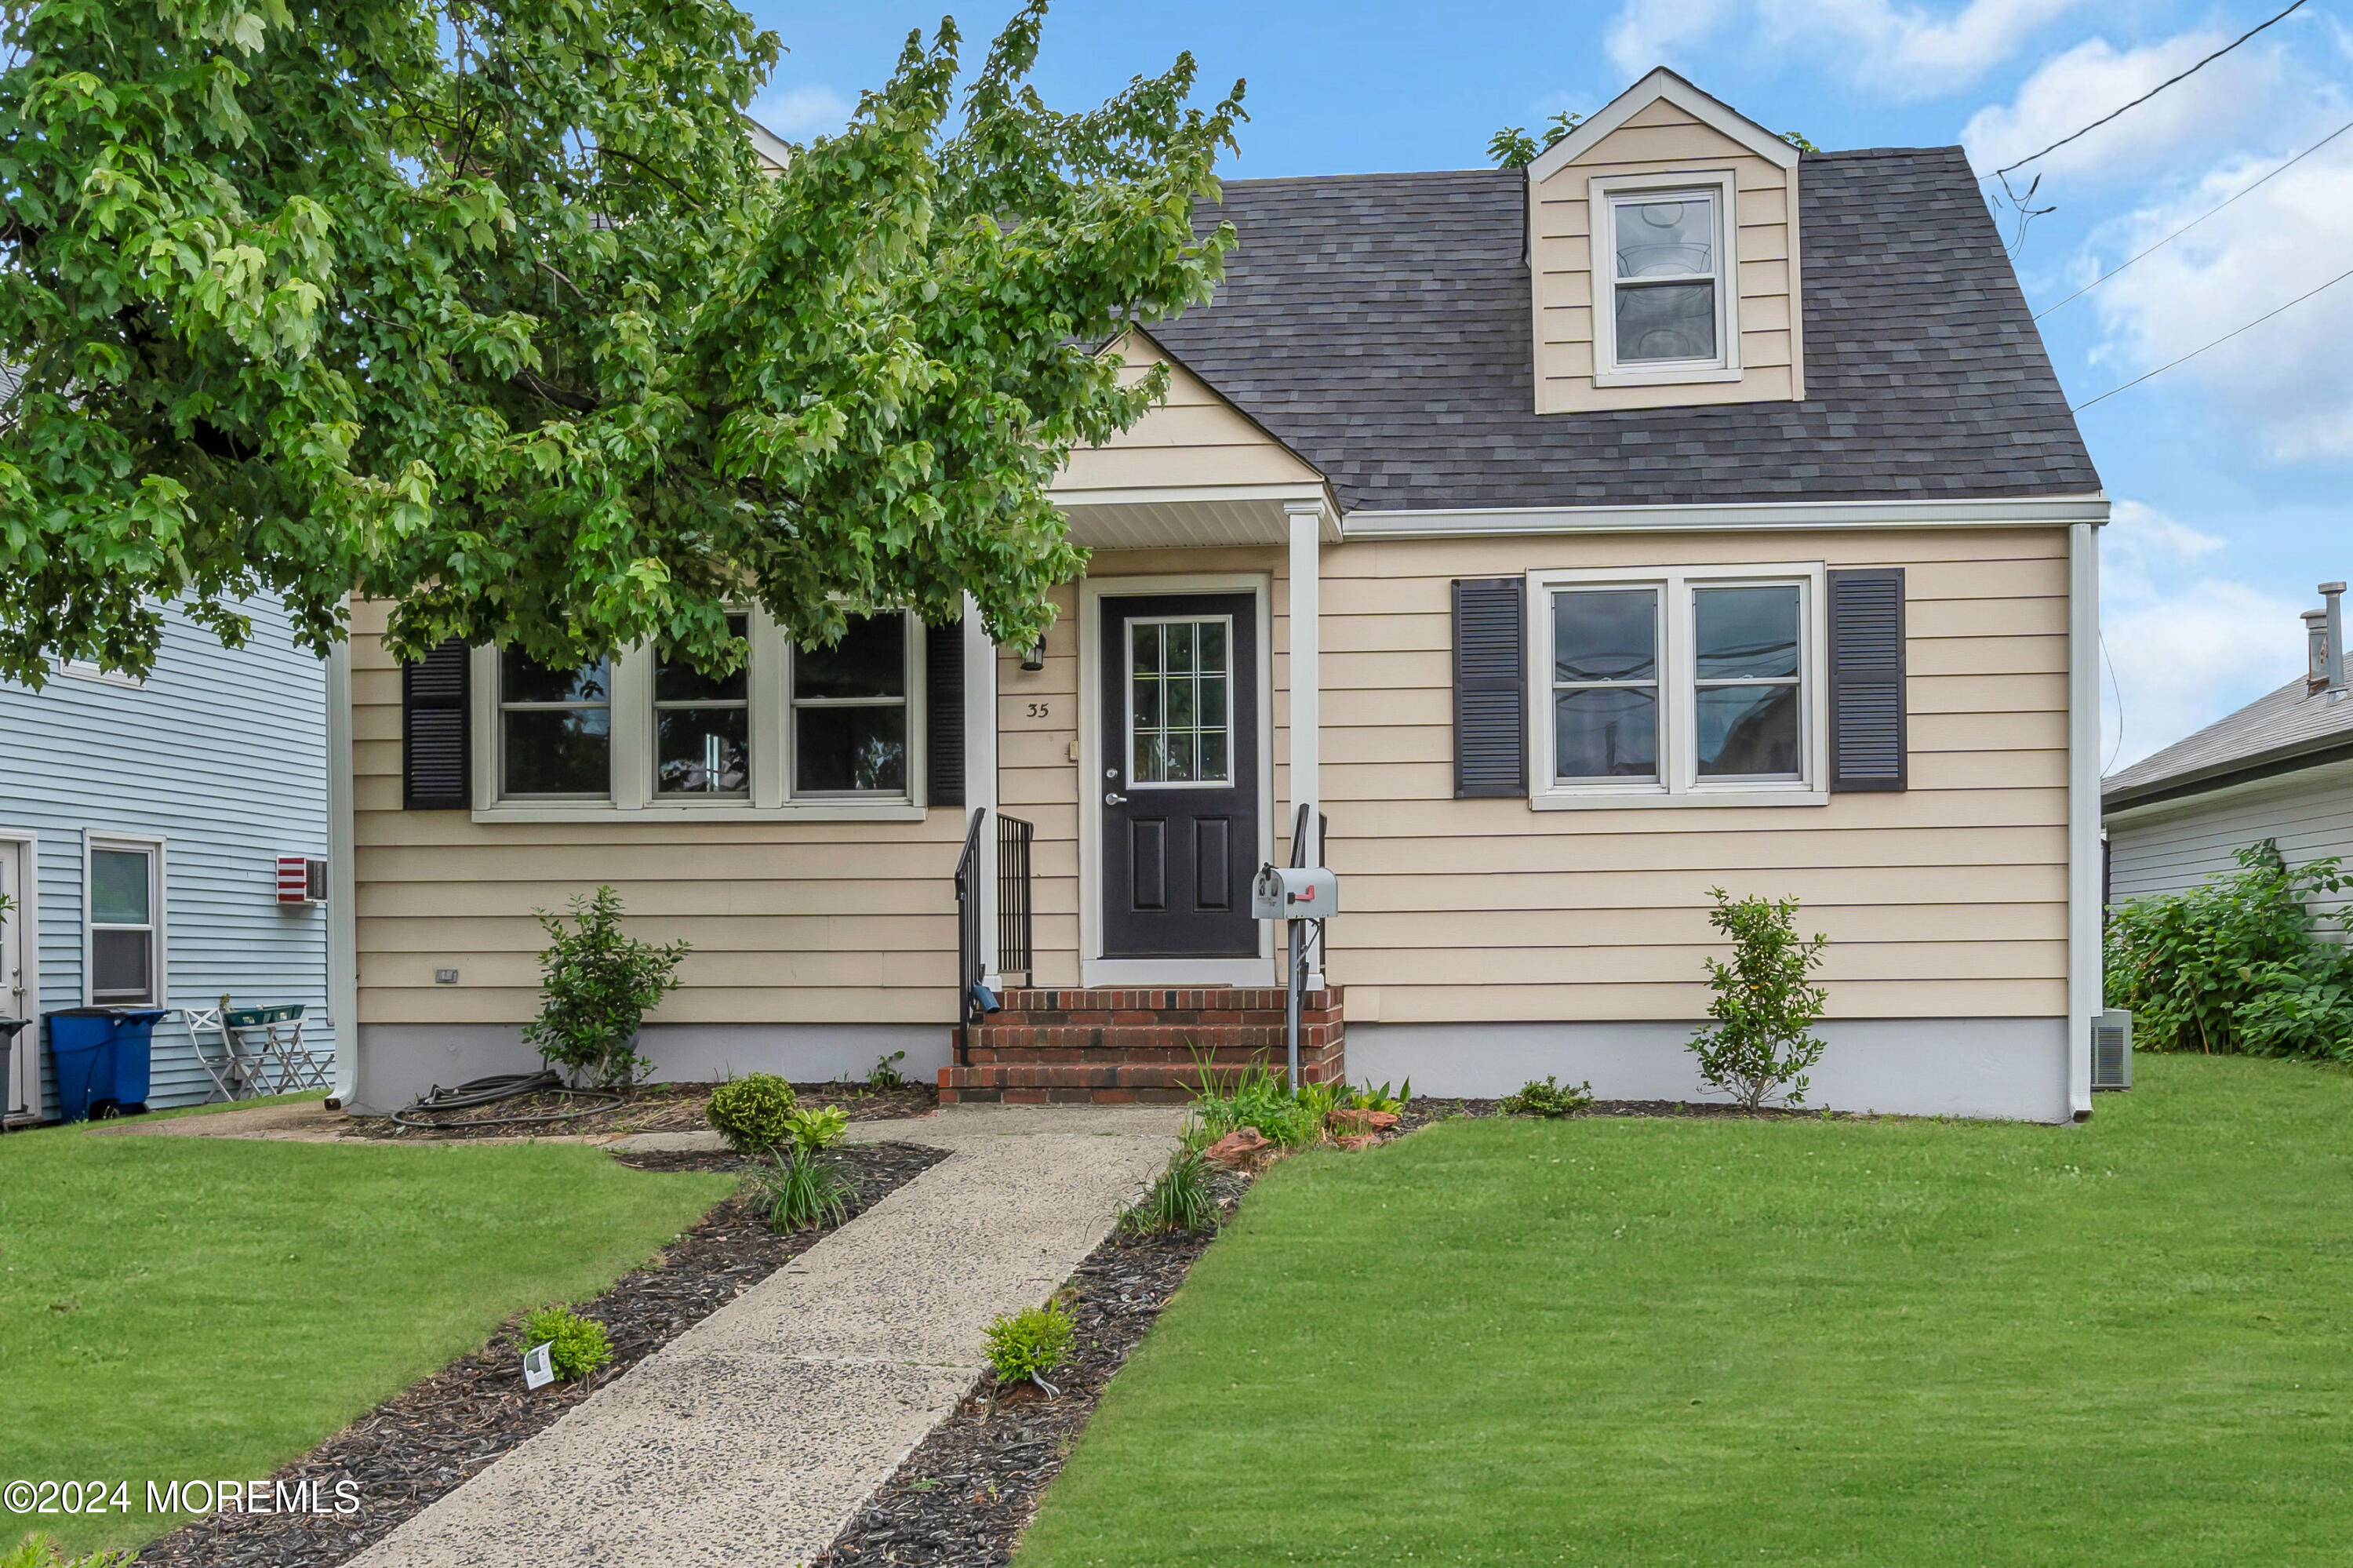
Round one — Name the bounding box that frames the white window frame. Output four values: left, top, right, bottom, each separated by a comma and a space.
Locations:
83, 831, 166, 1006
493, 648, 616, 802
786, 612, 922, 804
1122, 612, 1238, 791
467, 609, 925, 823
1527, 562, 1826, 810
1590, 170, 1743, 388
55, 660, 144, 689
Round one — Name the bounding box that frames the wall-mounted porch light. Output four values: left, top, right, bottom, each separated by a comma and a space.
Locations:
1020, 636, 1046, 672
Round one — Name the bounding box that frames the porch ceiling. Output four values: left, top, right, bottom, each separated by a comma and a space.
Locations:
1050, 482, 1340, 550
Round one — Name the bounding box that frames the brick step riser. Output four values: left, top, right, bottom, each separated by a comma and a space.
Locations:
969, 1025, 1338, 1050
938, 1056, 1346, 1106
994, 989, 1340, 1013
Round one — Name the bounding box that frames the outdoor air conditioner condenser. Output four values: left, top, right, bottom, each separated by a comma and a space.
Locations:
277, 855, 329, 905
2091, 1010, 2133, 1091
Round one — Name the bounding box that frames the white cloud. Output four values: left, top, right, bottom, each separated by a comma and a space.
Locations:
1961, 31, 2288, 180
2088, 132, 2353, 460
1605, 0, 2082, 95
2100, 500, 2304, 771
748, 84, 853, 142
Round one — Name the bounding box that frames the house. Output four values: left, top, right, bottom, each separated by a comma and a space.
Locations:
2104, 582, 2351, 927
335, 68, 2108, 1123
1, 597, 336, 1122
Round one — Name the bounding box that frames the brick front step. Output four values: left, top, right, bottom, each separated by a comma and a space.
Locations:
940, 984, 1347, 1105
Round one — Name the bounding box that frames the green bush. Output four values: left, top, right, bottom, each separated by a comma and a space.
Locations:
522, 886, 691, 1087
707, 1073, 799, 1155
1500, 1075, 1593, 1117
1687, 888, 1829, 1111
1117, 1148, 1218, 1238
2106, 840, 2353, 1058
520, 1303, 613, 1381
985, 1301, 1077, 1389
1338, 1078, 1411, 1115
758, 1150, 856, 1231
5, 1533, 129, 1568
1190, 1058, 1326, 1148
784, 1104, 849, 1159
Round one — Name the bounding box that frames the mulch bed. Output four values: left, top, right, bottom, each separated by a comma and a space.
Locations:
813, 1224, 1218, 1568
133, 1141, 947, 1568
340, 1079, 938, 1141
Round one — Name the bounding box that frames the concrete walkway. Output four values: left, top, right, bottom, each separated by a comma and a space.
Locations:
350, 1103, 1186, 1568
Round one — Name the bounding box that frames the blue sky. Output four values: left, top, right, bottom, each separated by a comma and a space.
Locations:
742, 0, 2353, 770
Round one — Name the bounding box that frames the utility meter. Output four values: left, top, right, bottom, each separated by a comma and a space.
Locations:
1252, 864, 1338, 920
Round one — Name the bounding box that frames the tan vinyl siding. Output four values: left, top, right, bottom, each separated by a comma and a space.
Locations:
1530, 99, 1802, 413
1054, 329, 1321, 494
1314, 526, 2071, 1024
348, 598, 966, 1029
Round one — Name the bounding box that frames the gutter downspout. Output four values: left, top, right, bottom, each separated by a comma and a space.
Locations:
325, 628, 361, 1110
2066, 523, 2100, 1122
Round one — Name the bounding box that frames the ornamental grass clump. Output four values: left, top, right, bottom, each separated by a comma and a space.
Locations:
1117, 1148, 1219, 1238
756, 1101, 856, 1231
985, 1301, 1078, 1393
1189, 1057, 1326, 1148
1687, 888, 1829, 1111
519, 1304, 613, 1382
707, 1074, 798, 1156
523, 886, 690, 1089
2105, 840, 2353, 1059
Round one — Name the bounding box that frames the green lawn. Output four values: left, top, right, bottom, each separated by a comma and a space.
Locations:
0, 1112, 730, 1557
1018, 1056, 2353, 1567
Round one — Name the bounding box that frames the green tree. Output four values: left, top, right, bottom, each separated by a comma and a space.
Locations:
0, 0, 1243, 685
1687, 888, 1830, 1111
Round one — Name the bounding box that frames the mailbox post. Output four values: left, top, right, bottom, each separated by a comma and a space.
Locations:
1253, 864, 1338, 1089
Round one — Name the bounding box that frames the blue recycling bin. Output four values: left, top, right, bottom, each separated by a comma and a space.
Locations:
45, 1007, 165, 1122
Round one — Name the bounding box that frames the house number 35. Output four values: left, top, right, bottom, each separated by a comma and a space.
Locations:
1027, 702, 1050, 719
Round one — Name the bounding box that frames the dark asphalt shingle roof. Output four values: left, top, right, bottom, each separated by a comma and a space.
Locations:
1147, 148, 2100, 514
2104, 676, 2353, 810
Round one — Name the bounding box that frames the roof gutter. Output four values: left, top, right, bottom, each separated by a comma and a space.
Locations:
2103, 733, 2353, 818
1340, 493, 2109, 540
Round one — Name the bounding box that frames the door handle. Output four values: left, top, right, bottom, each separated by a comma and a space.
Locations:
1104, 791, 1128, 805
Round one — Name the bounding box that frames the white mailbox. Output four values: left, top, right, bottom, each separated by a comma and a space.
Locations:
1252, 864, 1337, 920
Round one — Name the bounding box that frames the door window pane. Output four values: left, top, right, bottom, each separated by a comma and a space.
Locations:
500, 651, 612, 798
1695, 588, 1800, 678
1129, 619, 1232, 788
1696, 684, 1802, 777
1555, 688, 1658, 779
90, 850, 151, 926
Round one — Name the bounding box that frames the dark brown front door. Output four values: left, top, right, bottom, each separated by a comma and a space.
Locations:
1099, 592, 1259, 958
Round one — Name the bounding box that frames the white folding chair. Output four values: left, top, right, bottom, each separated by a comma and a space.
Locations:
224, 1004, 330, 1094
179, 1006, 266, 1102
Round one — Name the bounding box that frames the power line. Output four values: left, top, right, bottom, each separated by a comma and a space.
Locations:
1986, 0, 2311, 181
2071, 257, 2353, 413
2036, 114, 2353, 321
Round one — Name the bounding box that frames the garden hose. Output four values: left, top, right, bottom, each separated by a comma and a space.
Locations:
390, 1070, 626, 1130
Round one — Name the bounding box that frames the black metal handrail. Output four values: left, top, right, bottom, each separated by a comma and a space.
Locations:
997, 813, 1034, 988
955, 808, 987, 1036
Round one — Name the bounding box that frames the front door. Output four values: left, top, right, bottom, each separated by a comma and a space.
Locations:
1, 841, 31, 1121
1099, 593, 1259, 958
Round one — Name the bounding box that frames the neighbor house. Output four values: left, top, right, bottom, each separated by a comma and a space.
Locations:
335, 69, 2107, 1122
0, 598, 335, 1121
2104, 581, 2351, 929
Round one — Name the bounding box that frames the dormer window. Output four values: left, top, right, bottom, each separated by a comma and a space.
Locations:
1589, 171, 1742, 387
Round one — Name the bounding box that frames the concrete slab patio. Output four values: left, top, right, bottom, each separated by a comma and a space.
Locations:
348, 1102, 1187, 1567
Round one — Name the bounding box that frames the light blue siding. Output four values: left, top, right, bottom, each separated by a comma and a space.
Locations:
0, 598, 332, 1118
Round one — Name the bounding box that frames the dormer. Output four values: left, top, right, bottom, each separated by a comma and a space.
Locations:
1527, 68, 1804, 414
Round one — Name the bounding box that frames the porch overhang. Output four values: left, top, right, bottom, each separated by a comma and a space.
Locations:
1050, 482, 1343, 549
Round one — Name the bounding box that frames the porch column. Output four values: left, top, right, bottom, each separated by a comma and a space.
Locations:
1286, 500, 1324, 987
962, 593, 1002, 984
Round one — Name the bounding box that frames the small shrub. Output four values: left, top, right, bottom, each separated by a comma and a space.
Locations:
522, 886, 692, 1087
519, 1304, 613, 1381
1190, 1056, 1326, 1148
5, 1534, 130, 1568
1500, 1075, 1592, 1117
984, 1301, 1077, 1390
2105, 840, 2352, 1058
760, 1150, 856, 1231
707, 1073, 798, 1155
1117, 1148, 1219, 1238
1338, 1078, 1410, 1115
1688, 887, 1829, 1111
784, 1104, 849, 1159
867, 1050, 910, 1090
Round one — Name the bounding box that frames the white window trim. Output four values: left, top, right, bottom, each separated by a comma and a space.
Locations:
468, 610, 926, 824
1527, 562, 1826, 810
55, 660, 144, 689
1589, 169, 1743, 388
83, 830, 166, 1006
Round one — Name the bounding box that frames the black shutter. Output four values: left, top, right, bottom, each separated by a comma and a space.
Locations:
1827, 568, 1907, 792
1453, 577, 1527, 798
402, 637, 471, 809
926, 616, 965, 808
